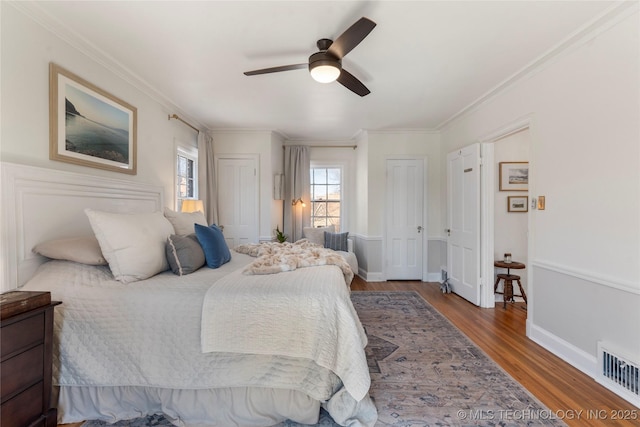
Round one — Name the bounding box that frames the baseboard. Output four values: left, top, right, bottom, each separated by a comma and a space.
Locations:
528, 322, 597, 380
427, 272, 442, 282
360, 271, 385, 282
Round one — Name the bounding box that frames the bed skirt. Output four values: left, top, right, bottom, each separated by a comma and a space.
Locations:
57, 385, 377, 427
58, 385, 321, 426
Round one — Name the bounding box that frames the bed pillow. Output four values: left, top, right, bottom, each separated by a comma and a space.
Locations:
164, 207, 208, 235
303, 225, 335, 246
324, 231, 349, 252
166, 234, 206, 276
85, 209, 174, 283
32, 236, 107, 265
194, 223, 231, 268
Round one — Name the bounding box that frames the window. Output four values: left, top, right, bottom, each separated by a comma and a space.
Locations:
310, 167, 341, 231
176, 145, 198, 210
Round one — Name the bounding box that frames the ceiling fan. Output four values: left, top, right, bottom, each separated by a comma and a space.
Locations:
244, 17, 376, 97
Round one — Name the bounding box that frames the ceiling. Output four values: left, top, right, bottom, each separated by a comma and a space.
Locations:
29, 1, 615, 140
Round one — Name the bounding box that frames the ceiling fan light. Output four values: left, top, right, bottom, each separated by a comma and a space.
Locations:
310, 64, 341, 83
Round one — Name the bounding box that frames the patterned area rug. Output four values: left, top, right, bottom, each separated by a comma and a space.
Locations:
82, 291, 564, 427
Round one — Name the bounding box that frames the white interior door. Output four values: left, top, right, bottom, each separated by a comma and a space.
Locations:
385, 159, 424, 280
217, 156, 258, 248
447, 144, 481, 305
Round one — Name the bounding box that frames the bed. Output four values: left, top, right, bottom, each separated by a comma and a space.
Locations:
2, 163, 376, 427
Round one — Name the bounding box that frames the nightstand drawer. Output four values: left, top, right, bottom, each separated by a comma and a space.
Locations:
0, 381, 44, 427
1, 344, 43, 401
0, 312, 44, 358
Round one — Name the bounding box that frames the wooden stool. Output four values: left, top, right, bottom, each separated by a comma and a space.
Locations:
494, 273, 528, 308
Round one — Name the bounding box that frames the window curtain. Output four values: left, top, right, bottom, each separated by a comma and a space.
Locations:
198, 131, 219, 225
283, 145, 310, 242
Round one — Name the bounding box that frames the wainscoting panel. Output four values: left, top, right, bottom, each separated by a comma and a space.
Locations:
351, 234, 384, 282
529, 262, 640, 406
352, 235, 447, 282
427, 238, 447, 282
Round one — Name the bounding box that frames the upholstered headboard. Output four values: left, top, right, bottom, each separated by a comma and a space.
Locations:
1, 162, 164, 291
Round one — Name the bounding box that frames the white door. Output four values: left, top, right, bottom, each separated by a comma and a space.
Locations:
385, 159, 424, 280
447, 144, 481, 305
217, 157, 258, 248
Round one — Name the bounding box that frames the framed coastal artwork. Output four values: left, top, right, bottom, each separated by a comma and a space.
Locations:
499, 161, 528, 191
49, 63, 137, 174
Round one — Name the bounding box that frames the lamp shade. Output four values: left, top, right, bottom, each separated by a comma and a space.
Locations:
181, 199, 204, 213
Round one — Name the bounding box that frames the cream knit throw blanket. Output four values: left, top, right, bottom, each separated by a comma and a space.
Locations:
235, 240, 354, 285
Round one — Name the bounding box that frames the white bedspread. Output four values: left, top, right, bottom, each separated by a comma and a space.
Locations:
21, 254, 375, 425
201, 263, 370, 401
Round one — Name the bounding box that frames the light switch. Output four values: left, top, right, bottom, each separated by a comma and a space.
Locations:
537, 196, 546, 210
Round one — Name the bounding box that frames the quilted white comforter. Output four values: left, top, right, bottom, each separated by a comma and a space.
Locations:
21, 253, 374, 425
202, 262, 369, 401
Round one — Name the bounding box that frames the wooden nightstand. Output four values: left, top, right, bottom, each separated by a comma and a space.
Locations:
1, 291, 61, 427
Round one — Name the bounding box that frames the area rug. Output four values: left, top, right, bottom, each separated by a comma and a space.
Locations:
82, 291, 564, 427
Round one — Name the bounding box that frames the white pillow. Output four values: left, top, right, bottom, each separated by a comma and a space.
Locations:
302, 225, 335, 246
164, 207, 208, 235
85, 209, 174, 283
33, 236, 107, 265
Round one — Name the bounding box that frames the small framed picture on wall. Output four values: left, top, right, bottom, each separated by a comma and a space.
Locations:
499, 162, 528, 191
508, 196, 528, 212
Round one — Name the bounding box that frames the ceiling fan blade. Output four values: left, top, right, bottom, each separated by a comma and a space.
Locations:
337, 69, 370, 97
327, 17, 376, 59
244, 63, 307, 76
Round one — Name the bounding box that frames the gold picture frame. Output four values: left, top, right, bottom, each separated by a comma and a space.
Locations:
499, 161, 528, 191
508, 196, 528, 212
49, 63, 137, 174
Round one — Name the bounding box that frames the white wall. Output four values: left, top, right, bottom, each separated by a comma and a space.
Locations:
210, 130, 282, 242
270, 132, 285, 237
362, 131, 443, 280
440, 7, 639, 374
354, 131, 370, 237
1, 3, 198, 205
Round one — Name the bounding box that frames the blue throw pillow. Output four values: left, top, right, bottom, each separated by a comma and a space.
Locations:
324, 231, 349, 251
194, 224, 231, 268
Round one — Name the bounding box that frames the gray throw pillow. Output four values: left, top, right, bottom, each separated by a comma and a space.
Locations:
166, 234, 206, 276
324, 231, 349, 252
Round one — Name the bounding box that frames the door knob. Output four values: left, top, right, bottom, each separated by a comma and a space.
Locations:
417, 226, 423, 233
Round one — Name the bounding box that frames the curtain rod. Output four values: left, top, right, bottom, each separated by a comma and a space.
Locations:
168, 114, 200, 134
283, 145, 357, 150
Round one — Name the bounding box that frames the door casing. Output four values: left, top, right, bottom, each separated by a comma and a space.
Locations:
478, 115, 534, 316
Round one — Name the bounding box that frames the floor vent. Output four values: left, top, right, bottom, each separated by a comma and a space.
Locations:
597, 342, 640, 407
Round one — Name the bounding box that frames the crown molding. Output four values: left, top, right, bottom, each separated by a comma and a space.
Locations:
209, 128, 275, 135
437, 1, 640, 131
366, 128, 439, 135
9, 1, 205, 131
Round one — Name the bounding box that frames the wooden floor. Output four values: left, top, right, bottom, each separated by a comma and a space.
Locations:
351, 278, 639, 427
60, 279, 638, 427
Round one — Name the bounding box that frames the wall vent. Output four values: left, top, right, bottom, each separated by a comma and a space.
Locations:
597, 341, 640, 407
